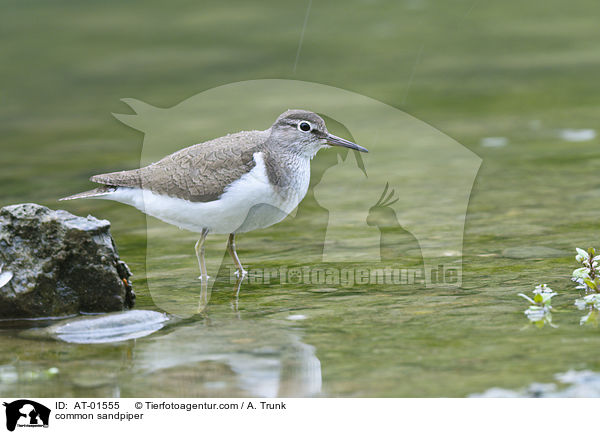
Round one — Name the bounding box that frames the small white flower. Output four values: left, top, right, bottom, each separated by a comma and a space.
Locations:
576, 248, 590, 263
540, 292, 556, 305
534, 283, 554, 294
572, 267, 590, 280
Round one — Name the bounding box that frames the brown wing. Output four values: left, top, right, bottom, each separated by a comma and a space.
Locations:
90, 130, 269, 202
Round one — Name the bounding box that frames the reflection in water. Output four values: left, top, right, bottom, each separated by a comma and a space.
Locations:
142, 281, 320, 397
20, 310, 170, 344
134, 318, 322, 397
0, 295, 322, 397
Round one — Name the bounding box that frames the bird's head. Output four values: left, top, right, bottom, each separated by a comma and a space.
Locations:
269, 109, 368, 157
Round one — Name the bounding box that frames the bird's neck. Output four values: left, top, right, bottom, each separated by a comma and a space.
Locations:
262, 147, 312, 196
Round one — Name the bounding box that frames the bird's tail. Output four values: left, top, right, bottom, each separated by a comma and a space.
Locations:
59, 186, 115, 201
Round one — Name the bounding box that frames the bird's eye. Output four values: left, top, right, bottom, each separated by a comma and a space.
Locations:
298, 121, 311, 132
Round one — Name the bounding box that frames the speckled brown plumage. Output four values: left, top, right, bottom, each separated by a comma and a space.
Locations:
90, 130, 270, 202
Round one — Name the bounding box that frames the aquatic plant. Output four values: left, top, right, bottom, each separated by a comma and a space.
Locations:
573, 248, 600, 326
517, 248, 600, 328
519, 284, 557, 328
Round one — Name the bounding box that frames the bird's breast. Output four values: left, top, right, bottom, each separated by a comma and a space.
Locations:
267, 154, 311, 208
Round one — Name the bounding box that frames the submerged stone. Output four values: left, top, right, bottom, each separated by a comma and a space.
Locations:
0, 203, 134, 318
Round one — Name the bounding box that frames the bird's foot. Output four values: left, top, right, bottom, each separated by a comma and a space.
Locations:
234, 269, 248, 278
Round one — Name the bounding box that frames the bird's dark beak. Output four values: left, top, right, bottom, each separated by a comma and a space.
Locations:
326, 133, 369, 153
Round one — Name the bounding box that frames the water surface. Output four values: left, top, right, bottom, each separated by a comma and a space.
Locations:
1, 0, 599, 397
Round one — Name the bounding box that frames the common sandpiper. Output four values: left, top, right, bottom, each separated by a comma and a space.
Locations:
61, 109, 368, 285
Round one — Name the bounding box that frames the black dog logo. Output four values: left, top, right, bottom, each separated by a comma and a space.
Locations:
3, 400, 50, 431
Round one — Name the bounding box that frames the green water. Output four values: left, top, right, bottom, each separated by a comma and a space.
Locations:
1, 0, 600, 397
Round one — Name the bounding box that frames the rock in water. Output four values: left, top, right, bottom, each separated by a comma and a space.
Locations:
0, 203, 134, 318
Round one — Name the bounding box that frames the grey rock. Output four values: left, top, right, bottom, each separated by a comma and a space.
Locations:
0, 203, 134, 318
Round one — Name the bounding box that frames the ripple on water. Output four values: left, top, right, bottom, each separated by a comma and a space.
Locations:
502, 246, 568, 259
480, 137, 508, 148
558, 129, 597, 142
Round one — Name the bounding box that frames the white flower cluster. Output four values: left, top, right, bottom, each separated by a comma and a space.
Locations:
518, 284, 557, 328
572, 248, 600, 291
573, 248, 600, 326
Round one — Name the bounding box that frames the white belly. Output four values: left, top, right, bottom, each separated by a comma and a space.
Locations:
99, 152, 310, 234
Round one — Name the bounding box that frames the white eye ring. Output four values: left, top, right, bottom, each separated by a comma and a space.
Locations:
298, 121, 312, 132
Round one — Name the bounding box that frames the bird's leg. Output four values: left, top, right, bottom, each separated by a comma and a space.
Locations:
227, 233, 247, 279
197, 279, 210, 314
230, 280, 241, 315
194, 228, 209, 281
